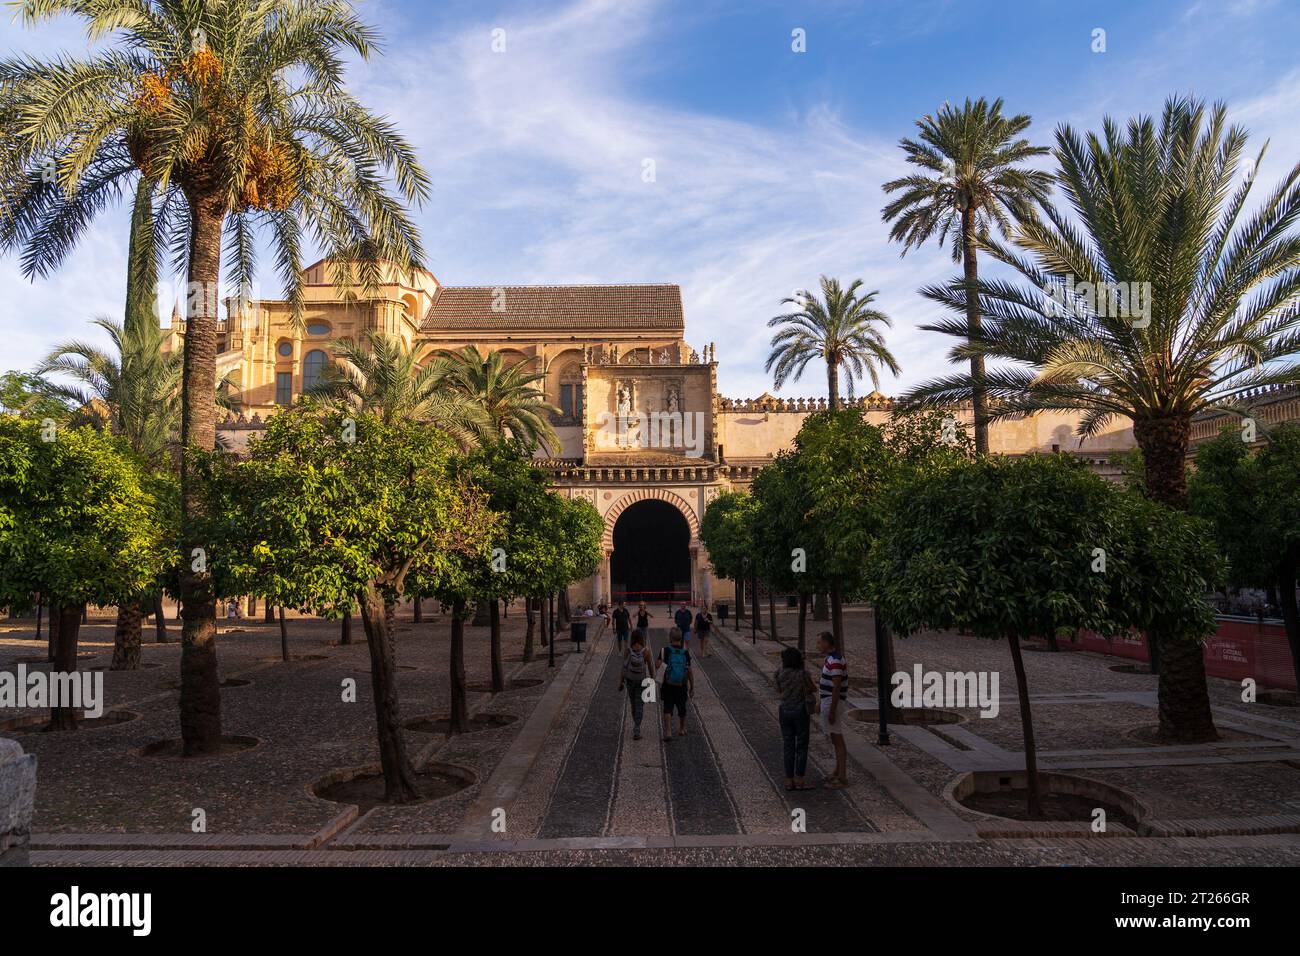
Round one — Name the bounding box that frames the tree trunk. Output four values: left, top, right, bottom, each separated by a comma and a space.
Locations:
1279, 547, 1300, 692
110, 600, 144, 671
547, 594, 557, 668
961, 204, 989, 456
34, 596, 42, 642
472, 600, 491, 627
412, 597, 422, 624
489, 598, 504, 693
153, 593, 169, 643
750, 571, 759, 642
558, 589, 570, 628
539, 595, 549, 647
1006, 633, 1042, 817
357, 584, 419, 802
49, 603, 85, 732
46, 594, 58, 661
813, 591, 829, 621
827, 362, 840, 411
341, 607, 352, 646
384, 599, 396, 633
449, 598, 469, 732
735, 576, 745, 619
798, 592, 807, 652
830, 583, 844, 650
1135, 414, 1216, 741
768, 590, 779, 642
265, 603, 275, 623
523, 596, 536, 661
178, 190, 225, 756
278, 606, 289, 662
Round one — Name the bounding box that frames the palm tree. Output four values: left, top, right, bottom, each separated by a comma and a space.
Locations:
1, 1, 428, 755
433, 346, 559, 453
904, 96, 1300, 743
309, 331, 490, 445
36, 317, 179, 671
882, 97, 1052, 453
765, 277, 900, 410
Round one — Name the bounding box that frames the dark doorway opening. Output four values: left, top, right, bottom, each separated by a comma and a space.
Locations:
611, 499, 691, 604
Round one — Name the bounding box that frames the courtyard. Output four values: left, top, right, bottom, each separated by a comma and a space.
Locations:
6, 603, 1299, 867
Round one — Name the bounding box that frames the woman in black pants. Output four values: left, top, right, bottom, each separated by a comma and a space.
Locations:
774, 646, 815, 790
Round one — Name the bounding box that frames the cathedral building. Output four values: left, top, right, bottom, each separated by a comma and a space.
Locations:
169, 260, 1157, 608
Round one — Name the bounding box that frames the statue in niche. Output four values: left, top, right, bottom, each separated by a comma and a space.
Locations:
609, 344, 619, 364
667, 387, 680, 413
616, 383, 631, 417
660, 347, 670, 365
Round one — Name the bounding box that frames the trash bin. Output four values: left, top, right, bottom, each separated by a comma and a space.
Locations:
717, 603, 729, 623
570, 620, 587, 643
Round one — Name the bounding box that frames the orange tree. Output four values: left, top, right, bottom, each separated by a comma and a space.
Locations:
203, 408, 493, 802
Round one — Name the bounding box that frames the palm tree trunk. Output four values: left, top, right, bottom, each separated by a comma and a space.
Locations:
962, 205, 989, 455
489, 598, 505, 693
1134, 414, 1216, 742
1007, 633, 1042, 817
449, 598, 469, 733
177, 190, 225, 756
49, 603, 85, 732
357, 583, 419, 802
110, 600, 144, 670
827, 362, 841, 411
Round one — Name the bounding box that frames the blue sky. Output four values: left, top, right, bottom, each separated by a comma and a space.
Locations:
3, 0, 1299, 397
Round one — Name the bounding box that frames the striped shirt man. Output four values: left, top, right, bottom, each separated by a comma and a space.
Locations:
819, 650, 847, 702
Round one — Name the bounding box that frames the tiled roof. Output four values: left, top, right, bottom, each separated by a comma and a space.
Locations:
421, 285, 684, 332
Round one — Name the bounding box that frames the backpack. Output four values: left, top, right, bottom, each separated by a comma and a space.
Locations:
663, 646, 688, 686
623, 647, 647, 683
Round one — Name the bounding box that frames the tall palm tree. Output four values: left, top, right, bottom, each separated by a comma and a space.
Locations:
765, 277, 900, 410
882, 97, 1052, 453
309, 331, 490, 446
904, 96, 1300, 743
0, 1, 428, 755
433, 346, 559, 454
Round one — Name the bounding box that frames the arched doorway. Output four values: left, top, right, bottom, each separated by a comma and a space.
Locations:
610, 499, 691, 604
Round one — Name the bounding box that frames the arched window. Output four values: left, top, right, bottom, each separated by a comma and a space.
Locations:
557, 363, 583, 421
302, 349, 329, 391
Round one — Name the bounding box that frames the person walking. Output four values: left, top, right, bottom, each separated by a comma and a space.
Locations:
816, 631, 849, 788
658, 627, 694, 740
612, 601, 631, 651
694, 608, 713, 657
635, 601, 653, 632
618, 628, 655, 740
673, 602, 693, 644
775, 646, 816, 791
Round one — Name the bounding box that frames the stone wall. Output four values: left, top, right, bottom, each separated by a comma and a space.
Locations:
0, 738, 36, 867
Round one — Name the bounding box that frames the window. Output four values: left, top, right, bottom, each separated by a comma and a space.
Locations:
307, 322, 330, 336
276, 371, 293, 406
302, 349, 329, 391
277, 341, 293, 357
559, 383, 583, 420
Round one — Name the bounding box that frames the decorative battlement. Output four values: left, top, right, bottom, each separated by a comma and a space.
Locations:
719, 392, 900, 413
1190, 384, 1300, 443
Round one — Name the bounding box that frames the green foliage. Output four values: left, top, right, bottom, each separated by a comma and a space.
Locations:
1191, 422, 1300, 590
203, 408, 495, 613
867, 453, 1220, 643
699, 490, 757, 582
883, 408, 974, 471
0, 417, 165, 607
0, 370, 68, 420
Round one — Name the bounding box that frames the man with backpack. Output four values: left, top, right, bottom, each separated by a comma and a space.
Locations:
658, 627, 694, 740
617, 628, 655, 740
673, 603, 693, 643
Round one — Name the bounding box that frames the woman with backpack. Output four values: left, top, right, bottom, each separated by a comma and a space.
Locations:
658, 627, 694, 741
774, 646, 816, 790
618, 628, 655, 740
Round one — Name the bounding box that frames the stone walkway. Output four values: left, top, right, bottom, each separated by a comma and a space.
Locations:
6, 605, 1300, 865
